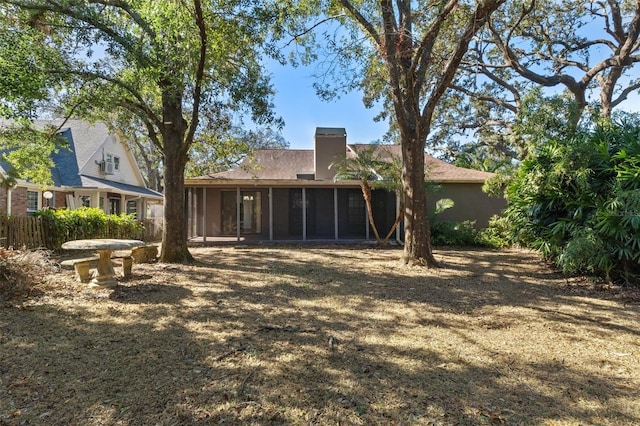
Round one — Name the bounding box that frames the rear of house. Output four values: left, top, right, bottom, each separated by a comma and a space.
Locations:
184, 127, 505, 243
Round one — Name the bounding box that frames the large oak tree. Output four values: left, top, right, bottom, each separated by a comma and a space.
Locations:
0, 0, 282, 262
315, 0, 506, 265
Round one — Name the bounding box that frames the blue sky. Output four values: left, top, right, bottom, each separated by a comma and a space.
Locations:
267, 60, 388, 150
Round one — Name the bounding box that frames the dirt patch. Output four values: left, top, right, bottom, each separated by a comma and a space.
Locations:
1, 246, 639, 425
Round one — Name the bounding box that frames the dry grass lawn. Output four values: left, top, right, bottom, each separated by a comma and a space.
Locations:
1, 245, 639, 425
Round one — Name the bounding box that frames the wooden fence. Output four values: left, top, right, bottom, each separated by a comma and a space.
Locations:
0, 216, 163, 250
0, 216, 46, 249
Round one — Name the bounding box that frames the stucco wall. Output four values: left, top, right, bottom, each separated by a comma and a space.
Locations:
427, 183, 505, 228
82, 134, 143, 186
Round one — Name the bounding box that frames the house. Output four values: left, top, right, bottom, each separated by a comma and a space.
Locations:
0, 120, 163, 218
183, 127, 505, 243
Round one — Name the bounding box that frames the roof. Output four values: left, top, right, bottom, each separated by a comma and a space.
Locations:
1, 119, 161, 198
349, 144, 495, 182
80, 175, 163, 200
192, 150, 315, 181
189, 144, 495, 184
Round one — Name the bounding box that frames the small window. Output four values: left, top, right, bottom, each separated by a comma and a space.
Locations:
27, 191, 39, 215
126, 200, 137, 217
106, 154, 113, 163
114, 156, 120, 171
80, 196, 91, 208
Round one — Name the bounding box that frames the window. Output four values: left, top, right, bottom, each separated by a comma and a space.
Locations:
114, 156, 120, 171
80, 196, 91, 208
126, 200, 137, 217
106, 154, 113, 163
27, 191, 39, 215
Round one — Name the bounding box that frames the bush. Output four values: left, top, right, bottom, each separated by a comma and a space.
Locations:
430, 220, 478, 247
503, 118, 640, 284
36, 207, 145, 250
0, 248, 57, 301
476, 215, 513, 249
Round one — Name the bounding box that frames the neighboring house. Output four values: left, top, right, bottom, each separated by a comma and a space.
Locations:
0, 120, 163, 218
184, 127, 505, 243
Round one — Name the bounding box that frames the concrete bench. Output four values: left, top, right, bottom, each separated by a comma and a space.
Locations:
131, 245, 158, 263
61, 255, 133, 283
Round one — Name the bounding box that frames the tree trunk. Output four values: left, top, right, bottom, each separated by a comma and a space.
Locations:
401, 137, 437, 266
361, 182, 382, 243
382, 208, 403, 244
599, 65, 622, 119
159, 90, 193, 263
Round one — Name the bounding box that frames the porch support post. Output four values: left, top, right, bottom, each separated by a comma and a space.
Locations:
396, 192, 401, 242
236, 187, 241, 242
269, 187, 273, 241
192, 188, 197, 238
334, 188, 338, 240
186, 188, 192, 238
302, 187, 307, 241
202, 187, 207, 243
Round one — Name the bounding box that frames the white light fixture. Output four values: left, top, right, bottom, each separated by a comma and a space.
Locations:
43, 191, 54, 199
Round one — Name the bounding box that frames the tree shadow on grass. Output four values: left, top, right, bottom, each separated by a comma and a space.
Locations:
110, 283, 193, 304
2, 246, 639, 424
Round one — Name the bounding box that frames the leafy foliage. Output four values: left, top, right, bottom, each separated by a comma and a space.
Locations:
0, 120, 68, 187
1, 0, 287, 262
476, 215, 512, 249
431, 220, 478, 247
504, 118, 640, 283
36, 208, 144, 250
330, 146, 393, 244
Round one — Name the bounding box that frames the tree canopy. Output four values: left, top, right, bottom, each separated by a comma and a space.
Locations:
439, 0, 640, 166
298, 0, 506, 265
0, 0, 284, 262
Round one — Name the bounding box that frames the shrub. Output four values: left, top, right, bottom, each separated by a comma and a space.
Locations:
0, 248, 57, 301
476, 215, 513, 249
37, 207, 145, 250
503, 118, 640, 284
431, 220, 478, 247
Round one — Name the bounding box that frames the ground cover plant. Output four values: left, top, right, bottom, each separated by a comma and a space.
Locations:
1, 246, 639, 425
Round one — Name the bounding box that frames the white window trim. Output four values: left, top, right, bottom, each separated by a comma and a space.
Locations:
26, 190, 41, 214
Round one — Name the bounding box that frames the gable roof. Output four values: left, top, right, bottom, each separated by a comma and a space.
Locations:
190, 144, 494, 184
0, 119, 162, 199
348, 144, 495, 182
193, 150, 315, 181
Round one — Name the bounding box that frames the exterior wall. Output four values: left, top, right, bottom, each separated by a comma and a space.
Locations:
0, 187, 7, 214
53, 191, 67, 209
427, 182, 506, 228
10, 187, 28, 216
81, 134, 144, 186
315, 132, 346, 180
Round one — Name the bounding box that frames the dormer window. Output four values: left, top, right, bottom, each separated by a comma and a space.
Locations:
114, 156, 120, 171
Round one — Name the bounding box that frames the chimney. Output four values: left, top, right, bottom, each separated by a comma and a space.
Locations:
314, 127, 346, 180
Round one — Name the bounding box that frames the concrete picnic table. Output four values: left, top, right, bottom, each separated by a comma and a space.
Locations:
61, 239, 145, 288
